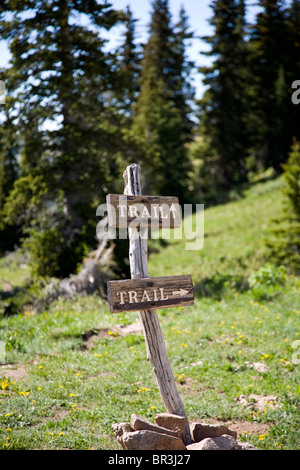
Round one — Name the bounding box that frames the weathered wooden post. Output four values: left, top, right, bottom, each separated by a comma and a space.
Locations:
107, 163, 193, 445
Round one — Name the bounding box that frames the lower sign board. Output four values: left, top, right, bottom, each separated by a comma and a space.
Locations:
107, 275, 194, 314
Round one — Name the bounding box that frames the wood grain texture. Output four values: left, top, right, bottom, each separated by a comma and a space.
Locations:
122, 163, 192, 445
106, 194, 181, 228
108, 274, 194, 313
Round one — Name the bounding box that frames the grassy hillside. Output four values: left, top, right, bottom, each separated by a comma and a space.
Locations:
0, 177, 299, 450
150, 177, 285, 282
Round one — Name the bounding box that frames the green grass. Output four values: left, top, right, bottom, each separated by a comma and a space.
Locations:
0, 177, 299, 450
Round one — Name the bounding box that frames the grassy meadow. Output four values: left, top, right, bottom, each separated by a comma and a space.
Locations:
0, 177, 299, 450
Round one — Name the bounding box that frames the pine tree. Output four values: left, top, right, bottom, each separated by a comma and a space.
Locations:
199, 0, 249, 188
0, 111, 20, 253
289, 0, 300, 71
172, 7, 195, 139
248, 0, 292, 172
116, 6, 141, 115
131, 0, 194, 202
0, 0, 125, 277
266, 140, 300, 272
0, 114, 18, 213
286, 0, 300, 148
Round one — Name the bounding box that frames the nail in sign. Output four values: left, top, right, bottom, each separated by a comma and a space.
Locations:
107, 275, 194, 313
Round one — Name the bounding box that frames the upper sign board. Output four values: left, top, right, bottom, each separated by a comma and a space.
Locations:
106, 194, 182, 229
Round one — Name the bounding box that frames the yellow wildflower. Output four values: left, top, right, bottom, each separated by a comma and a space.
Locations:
1, 380, 9, 390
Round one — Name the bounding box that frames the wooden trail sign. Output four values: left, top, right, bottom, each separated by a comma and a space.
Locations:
108, 274, 194, 313
108, 163, 192, 445
106, 194, 181, 228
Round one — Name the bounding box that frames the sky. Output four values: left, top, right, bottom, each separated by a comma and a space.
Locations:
0, 0, 261, 99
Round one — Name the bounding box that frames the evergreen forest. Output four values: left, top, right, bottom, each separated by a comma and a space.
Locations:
0, 0, 299, 298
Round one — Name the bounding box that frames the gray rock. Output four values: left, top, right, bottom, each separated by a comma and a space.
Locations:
244, 361, 270, 374
120, 430, 186, 451
190, 422, 237, 442
187, 434, 239, 450
130, 413, 179, 438
112, 422, 132, 438
154, 413, 187, 437
237, 440, 258, 450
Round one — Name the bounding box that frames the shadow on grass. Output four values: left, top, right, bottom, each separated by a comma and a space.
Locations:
194, 272, 285, 302
193, 273, 249, 300
0, 287, 36, 316
193, 169, 279, 209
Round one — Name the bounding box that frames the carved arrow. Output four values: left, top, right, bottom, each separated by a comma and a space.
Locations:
171, 289, 190, 297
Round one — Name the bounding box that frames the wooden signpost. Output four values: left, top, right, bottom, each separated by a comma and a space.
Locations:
108, 275, 194, 313
106, 164, 193, 445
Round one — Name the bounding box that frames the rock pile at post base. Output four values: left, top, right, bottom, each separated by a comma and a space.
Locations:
112, 413, 258, 450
